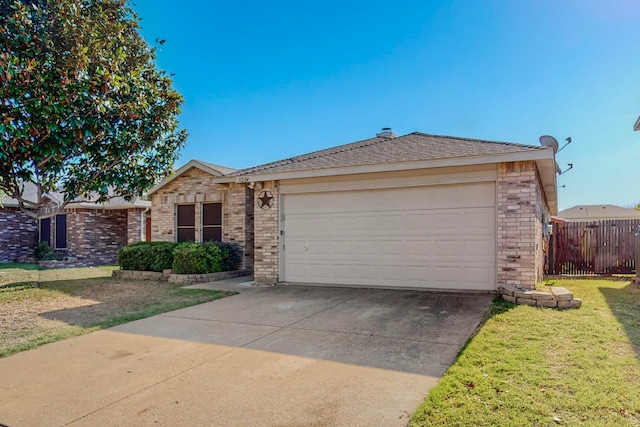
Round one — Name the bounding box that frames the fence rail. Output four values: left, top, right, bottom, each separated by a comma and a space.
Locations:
550, 219, 640, 275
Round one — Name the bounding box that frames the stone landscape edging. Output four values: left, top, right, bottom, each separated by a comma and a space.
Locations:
498, 284, 582, 309
113, 268, 252, 284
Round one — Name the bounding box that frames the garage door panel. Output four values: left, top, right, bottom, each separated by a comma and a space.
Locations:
405, 265, 433, 281
434, 240, 462, 257
433, 266, 462, 283
379, 240, 405, 256
405, 240, 435, 256
464, 240, 494, 259
463, 210, 495, 233
283, 183, 496, 290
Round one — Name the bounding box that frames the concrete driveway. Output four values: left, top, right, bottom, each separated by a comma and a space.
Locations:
0, 278, 493, 427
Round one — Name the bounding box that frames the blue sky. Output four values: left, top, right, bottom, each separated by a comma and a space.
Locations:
132, 0, 640, 211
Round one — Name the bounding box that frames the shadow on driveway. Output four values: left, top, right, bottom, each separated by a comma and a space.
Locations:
112, 284, 493, 376
1, 282, 493, 427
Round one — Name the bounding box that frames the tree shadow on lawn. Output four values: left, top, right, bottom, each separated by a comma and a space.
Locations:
0, 263, 41, 288
34, 276, 229, 329
598, 282, 640, 359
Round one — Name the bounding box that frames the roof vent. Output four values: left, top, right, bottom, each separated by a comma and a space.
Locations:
376, 127, 397, 139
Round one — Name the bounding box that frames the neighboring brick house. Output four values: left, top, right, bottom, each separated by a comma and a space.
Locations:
151, 130, 558, 291
0, 183, 150, 265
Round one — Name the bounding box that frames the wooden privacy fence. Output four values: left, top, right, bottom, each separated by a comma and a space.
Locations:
636, 226, 640, 281
550, 219, 640, 275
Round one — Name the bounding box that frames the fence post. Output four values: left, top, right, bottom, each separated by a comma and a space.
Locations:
635, 226, 640, 284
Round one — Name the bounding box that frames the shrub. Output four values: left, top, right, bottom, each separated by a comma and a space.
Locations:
149, 243, 176, 271
172, 244, 209, 274
118, 241, 243, 274
204, 241, 243, 271
118, 245, 149, 271
118, 242, 176, 271
34, 241, 63, 261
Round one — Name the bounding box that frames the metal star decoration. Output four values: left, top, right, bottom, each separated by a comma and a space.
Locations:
258, 190, 274, 210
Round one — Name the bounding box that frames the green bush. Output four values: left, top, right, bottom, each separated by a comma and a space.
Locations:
34, 241, 63, 261
117, 242, 176, 272
149, 243, 176, 271
118, 241, 243, 274
204, 242, 243, 271
172, 244, 209, 274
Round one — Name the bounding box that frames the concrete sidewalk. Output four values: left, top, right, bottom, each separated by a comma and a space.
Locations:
0, 278, 492, 427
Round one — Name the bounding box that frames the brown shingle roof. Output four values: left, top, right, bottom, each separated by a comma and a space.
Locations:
227, 132, 544, 177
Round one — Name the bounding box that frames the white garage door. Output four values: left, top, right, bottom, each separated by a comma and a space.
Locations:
282, 182, 496, 291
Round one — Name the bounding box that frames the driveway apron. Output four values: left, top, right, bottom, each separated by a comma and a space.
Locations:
0, 279, 492, 427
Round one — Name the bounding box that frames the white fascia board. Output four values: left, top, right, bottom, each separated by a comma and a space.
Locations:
66, 201, 151, 210
214, 149, 555, 184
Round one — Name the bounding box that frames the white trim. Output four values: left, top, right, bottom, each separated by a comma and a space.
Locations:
278, 165, 497, 194
216, 149, 554, 183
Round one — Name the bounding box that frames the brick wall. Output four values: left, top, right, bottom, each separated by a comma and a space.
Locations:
253, 181, 279, 284
150, 167, 254, 269
65, 208, 128, 265
126, 208, 146, 244
227, 183, 254, 269
0, 207, 38, 262
497, 161, 549, 289
151, 167, 227, 242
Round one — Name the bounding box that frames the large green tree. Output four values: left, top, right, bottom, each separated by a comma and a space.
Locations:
0, 0, 187, 218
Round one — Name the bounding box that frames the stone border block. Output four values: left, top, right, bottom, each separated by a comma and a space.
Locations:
558, 298, 582, 309
537, 299, 558, 308
502, 294, 516, 303
550, 287, 573, 301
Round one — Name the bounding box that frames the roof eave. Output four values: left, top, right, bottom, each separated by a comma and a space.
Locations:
66, 200, 151, 210
214, 148, 557, 213
148, 160, 233, 196
635, 116, 640, 131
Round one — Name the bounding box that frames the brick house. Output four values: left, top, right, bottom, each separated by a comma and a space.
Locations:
0, 183, 149, 265
150, 130, 558, 291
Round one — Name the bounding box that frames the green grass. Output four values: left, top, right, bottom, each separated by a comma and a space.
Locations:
0, 264, 235, 358
410, 279, 640, 426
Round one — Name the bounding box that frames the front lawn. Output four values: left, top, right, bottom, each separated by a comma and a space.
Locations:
0, 264, 234, 358
410, 279, 640, 426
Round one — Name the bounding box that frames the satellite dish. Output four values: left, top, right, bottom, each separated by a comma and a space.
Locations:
539, 135, 559, 153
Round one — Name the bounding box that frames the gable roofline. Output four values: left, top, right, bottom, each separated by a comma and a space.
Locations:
0, 183, 151, 210
211, 131, 558, 215
0, 181, 58, 208
635, 116, 640, 131
222, 132, 545, 178
148, 159, 237, 196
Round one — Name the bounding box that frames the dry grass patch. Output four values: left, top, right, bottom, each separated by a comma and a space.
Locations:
410, 279, 640, 427
0, 264, 234, 358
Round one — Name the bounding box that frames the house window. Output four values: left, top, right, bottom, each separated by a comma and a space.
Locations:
176, 204, 195, 242
54, 214, 67, 249
202, 203, 222, 242
39, 217, 51, 246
